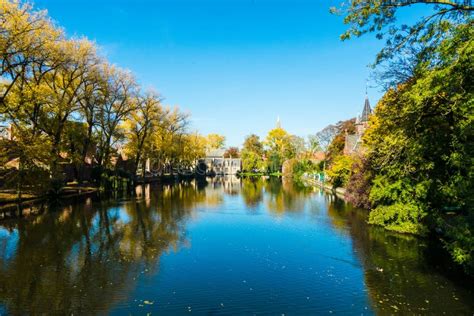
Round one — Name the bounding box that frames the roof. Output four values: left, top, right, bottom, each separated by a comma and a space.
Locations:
360, 96, 372, 122
206, 149, 226, 158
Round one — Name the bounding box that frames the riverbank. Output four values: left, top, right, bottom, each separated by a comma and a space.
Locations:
299, 175, 346, 200
0, 173, 198, 218
0, 185, 99, 218
238, 172, 283, 178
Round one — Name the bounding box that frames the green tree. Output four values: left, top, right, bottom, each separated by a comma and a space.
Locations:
332, 0, 474, 89
326, 155, 353, 188
264, 127, 296, 172
364, 23, 473, 272
326, 119, 356, 163
205, 133, 226, 151
241, 134, 264, 172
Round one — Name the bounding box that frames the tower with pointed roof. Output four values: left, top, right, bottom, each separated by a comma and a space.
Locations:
344, 94, 372, 155
356, 95, 372, 135
276, 116, 281, 129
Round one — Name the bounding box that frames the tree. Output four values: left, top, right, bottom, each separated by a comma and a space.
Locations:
345, 155, 374, 209
38, 39, 99, 177
307, 134, 321, 155
123, 91, 164, 175
77, 61, 105, 180
241, 134, 264, 172
0, 1, 62, 106
243, 134, 263, 154
364, 23, 473, 272
314, 124, 338, 171
96, 65, 137, 168
326, 119, 356, 163
264, 127, 296, 173
326, 155, 353, 188
333, 0, 472, 60
224, 147, 240, 158
0, 1, 67, 191
205, 133, 225, 151
289, 135, 306, 158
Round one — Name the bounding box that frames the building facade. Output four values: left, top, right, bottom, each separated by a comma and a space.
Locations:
344, 95, 372, 156
199, 149, 242, 175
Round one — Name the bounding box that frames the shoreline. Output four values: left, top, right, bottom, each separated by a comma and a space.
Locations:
299, 176, 346, 200
0, 173, 198, 218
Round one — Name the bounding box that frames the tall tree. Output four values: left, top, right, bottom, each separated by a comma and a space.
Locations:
314, 124, 338, 171
96, 65, 137, 168
124, 91, 164, 175
265, 127, 296, 172
0, 1, 62, 106
205, 133, 226, 151
241, 134, 264, 172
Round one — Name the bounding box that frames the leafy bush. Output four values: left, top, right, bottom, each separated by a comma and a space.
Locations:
369, 203, 427, 235
286, 159, 320, 178
326, 155, 353, 188
345, 156, 373, 209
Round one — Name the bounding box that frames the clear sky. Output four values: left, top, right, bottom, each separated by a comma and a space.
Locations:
34, 0, 425, 147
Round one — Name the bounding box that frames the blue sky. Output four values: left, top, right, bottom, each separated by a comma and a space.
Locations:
34, 0, 426, 147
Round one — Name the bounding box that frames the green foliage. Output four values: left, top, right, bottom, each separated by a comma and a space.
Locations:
326, 119, 356, 163
363, 22, 474, 272
0, 0, 206, 196
439, 214, 474, 274
241, 150, 264, 172
241, 134, 264, 172
369, 203, 427, 235
266, 152, 282, 174
326, 155, 353, 188
332, 0, 472, 67
264, 127, 297, 172
292, 159, 321, 178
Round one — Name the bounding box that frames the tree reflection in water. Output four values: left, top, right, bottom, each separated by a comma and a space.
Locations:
0, 182, 204, 314
326, 197, 474, 314
0, 178, 472, 314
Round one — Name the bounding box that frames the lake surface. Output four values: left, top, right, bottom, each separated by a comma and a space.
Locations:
0, 177, 472, 315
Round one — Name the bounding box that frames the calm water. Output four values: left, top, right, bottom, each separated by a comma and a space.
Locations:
0, 177, 472, 315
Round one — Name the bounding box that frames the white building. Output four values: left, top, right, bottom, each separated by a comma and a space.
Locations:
199, 149, 241, 175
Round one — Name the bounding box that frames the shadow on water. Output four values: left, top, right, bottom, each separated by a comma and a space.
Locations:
327, 196, 474, 314
0, 177, 472, 314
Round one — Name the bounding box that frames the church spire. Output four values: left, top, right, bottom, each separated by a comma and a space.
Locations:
361, 95, 371, 123
358, 80, 372, 123
276, 116, 281, 129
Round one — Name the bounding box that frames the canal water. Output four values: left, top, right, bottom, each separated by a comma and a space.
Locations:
0, 177, 472, 315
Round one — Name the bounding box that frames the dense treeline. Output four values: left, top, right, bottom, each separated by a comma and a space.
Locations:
326, 1, 473, 274
240, 127, 319, 176
0, 1, 211, 197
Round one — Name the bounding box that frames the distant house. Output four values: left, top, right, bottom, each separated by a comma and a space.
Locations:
199, 149, 241, 175
344, 95, 372, 156
0, 124, 14, 141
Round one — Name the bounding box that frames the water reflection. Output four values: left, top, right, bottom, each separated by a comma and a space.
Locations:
0, 178, 472, 314
326, 198, 474, 314
0, 184, 194, 314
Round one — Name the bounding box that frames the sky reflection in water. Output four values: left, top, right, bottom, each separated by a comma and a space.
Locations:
0, 177, 472, 315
